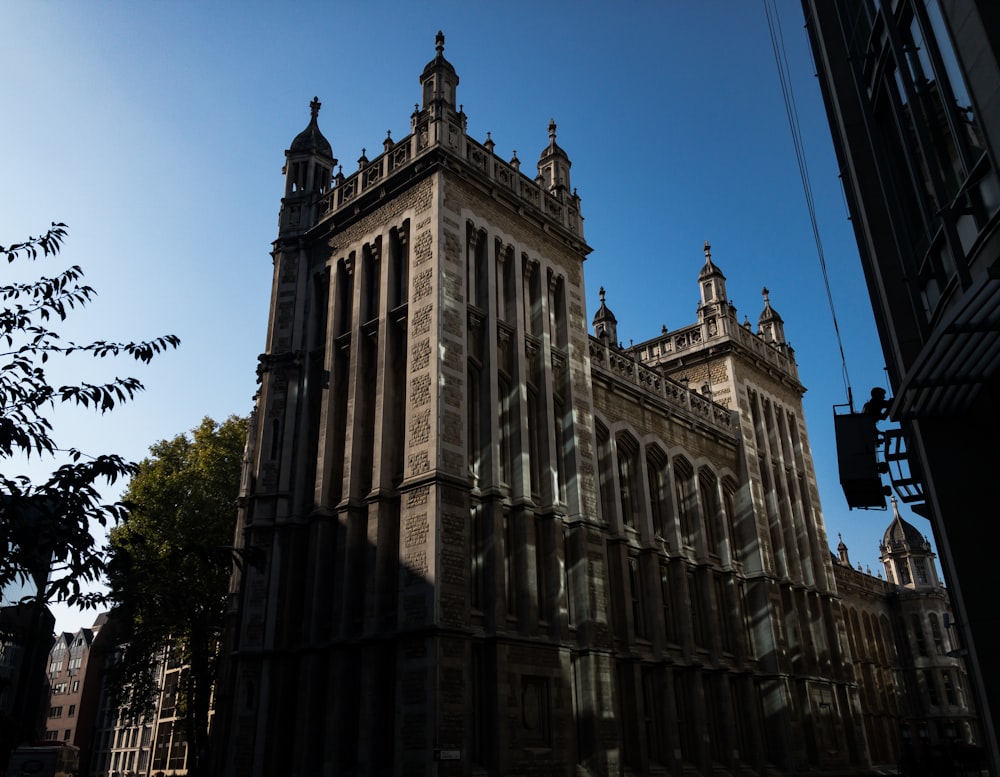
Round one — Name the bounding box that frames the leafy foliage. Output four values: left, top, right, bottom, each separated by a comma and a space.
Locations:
106, 415, 248, 775
0, 224, 180, 605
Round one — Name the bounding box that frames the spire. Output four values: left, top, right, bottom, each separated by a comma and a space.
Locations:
538, 118, 572, 195
698, 240, 728, 307
420, 30, 460, 112
837, 533, 851, 566
592, 286, 618, 347
289, 96, 333, 159
281, 97, 336, 231
757, 285, 786, 344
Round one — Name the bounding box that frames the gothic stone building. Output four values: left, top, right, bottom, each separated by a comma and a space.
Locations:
831, 503, 980, 772
215, 34, 869, 777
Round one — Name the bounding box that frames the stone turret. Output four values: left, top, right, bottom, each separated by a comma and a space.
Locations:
698, 241, 728, 309
537, 119, 572, 198
592, 286, 618, 347
757, 286, 786, 345
880, 496, 939, 589
280, 96, 336, 234
418, 31, 463, 125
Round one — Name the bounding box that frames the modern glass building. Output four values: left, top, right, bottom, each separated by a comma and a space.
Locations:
801, 1, 1000, 773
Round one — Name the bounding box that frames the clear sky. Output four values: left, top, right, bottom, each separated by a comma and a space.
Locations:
2, 0, 934, 633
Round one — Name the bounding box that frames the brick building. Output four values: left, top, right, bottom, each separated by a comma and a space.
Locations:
44, 614, 108, 774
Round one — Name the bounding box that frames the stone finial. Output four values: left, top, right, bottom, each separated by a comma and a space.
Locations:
599, 286, 606, 303
548, 118, 557, 141
436, 30, 445, 56
762, 286, 771, 304
310, 96, 321, 119
704, 241, 711, 260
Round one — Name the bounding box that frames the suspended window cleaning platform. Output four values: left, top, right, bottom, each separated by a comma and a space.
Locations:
833, 406, 888, 509
833, 404, 926, 512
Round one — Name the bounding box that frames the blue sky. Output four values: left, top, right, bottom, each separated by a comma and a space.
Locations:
2, 1, 933, 632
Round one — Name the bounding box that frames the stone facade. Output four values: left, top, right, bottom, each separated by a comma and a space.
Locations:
211, 33, 951, 777
830, 504, 981, 772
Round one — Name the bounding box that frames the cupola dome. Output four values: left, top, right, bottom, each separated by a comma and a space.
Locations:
290, 97, 333, 159
757, 286, 786, 344
537, 119, 572, 195
592, 286, 618, 346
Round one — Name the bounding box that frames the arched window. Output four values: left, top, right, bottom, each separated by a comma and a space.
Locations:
646, 446, 669, 539
673, 458, 695, 548
698, 468, 722, 556
616, 434, 640, 532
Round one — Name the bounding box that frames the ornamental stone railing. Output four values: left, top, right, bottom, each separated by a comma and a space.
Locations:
633, 318, 797, 377
317, 121, 583, 238
589, 337, 735, 433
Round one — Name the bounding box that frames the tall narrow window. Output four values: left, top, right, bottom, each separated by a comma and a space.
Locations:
498, 373, 512, 486
504, 512, 517, 617
646, 447, 668, 539
596, 421, 615, 525
468, 362, 482, 481
929, 613, 945, 655
660, 562, 675, 643
628, 556, 646, 639
553, 397, 566, 505
535, 518, 549, 623
389, 222, 409, 311
912, 613, 929, 657
617, 436, 639, 531
942, 671, 958, 706
642, 667, 665, 764
563, 525, 575, 626
674, 459, 694, 547
699, 469, 721, 555
470, 501, 484, 612
361, 240, 380, 324
527, 387, 542, 499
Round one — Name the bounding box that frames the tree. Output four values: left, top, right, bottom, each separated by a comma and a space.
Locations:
106, 415, 248, 777
1, 223, 180, 606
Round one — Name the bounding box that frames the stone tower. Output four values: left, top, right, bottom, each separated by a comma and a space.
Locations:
216, 34, 617, 777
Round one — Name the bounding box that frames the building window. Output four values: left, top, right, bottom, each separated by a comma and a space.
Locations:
899, 560, 912, 585
628, 555, 646, 639
616, 436, 640, 531
48, 706, 63, 718
929, 613, 945, 654
596, 421, 615, 525
521, 676, 551, 748
504, 511, 517, 617
660, 562, 675, 643
535, 518, 550, 623
642, 667, 666, 764
71, 680, 79, 693
912, 613, 929, 656
67, 704, 75, 717
699, 469, 721, 555
646, 447, 669, 539
674, 459, 695, 547
563, 525, 576, 627
923, 669, 941, 706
